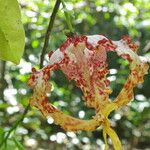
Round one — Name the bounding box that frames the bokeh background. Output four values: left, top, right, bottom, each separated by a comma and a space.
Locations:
0, 0, 150, 149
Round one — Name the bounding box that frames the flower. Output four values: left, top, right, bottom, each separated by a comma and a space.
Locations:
28, 35, 149, 150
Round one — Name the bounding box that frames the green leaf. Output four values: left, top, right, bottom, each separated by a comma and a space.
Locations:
0, 0, 25, 64
13, 138, 24, 150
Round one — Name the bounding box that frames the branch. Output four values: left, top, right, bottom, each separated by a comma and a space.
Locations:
40, 0, 61, 68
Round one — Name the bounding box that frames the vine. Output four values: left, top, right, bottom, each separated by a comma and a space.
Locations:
40, 0, 61, 68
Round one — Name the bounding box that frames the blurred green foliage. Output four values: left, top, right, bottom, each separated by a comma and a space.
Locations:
0, 0, 150, 149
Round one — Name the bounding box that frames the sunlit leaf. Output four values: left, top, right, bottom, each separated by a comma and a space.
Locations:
0, 0, 25, 64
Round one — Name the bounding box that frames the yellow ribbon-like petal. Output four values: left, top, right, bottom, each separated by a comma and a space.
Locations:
103, 118, 122, 150
103, 128, 108, 150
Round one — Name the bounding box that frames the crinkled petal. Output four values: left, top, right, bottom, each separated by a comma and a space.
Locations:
28, 35, 149, 150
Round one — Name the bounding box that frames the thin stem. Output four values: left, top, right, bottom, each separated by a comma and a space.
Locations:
61, 0, 74, 33
0, 61, 7, 102
0, 61, 7, 119
40, 0, 61, 68
0, 104, 30, 148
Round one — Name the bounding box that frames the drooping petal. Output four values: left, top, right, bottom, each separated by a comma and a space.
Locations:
112, 36, 149, 109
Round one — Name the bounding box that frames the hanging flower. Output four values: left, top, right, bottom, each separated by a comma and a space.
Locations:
28, 35, 149, 150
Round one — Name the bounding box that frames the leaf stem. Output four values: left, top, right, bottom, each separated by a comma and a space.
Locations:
40, 0, 61, 68
61, 0, 74, 33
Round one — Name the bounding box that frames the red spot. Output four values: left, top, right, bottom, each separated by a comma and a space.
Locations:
32, 67, 36, 73
104, 79, 110, 86
48, 51, 53, 58
98, 38, 108, 45
60, 35, 88, 51
120, 54, 132, 62
128, 92, 133, 99
31, 75, 35, 81
132, 70, 137, 76
41, 97, 48, 107
129, 43, 139, 51
122, 35, 138, 51
124, 82, 129, 90
98, 38, 116, 51
86, 42, 94, 50
99, 89, 104, 95
122, 35, 131, 44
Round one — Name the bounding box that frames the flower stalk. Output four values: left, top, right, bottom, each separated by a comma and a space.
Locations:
61, 0, 74, 33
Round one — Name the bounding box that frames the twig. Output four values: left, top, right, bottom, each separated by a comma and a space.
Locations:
40, 0, 61, 68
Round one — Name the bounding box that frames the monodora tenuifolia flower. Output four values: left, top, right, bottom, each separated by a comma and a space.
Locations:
28, 35, 149, 150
